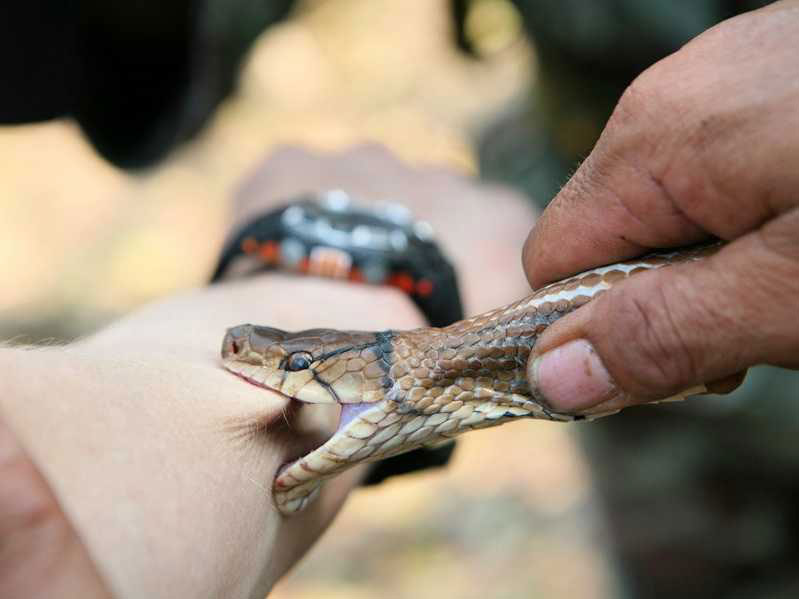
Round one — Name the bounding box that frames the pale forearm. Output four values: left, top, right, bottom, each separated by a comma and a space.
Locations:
1, 275, 422, 598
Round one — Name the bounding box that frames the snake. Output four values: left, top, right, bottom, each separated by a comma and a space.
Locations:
221, 243, 718, 515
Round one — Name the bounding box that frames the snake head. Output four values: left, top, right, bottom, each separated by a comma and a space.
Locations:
222, 324, 403, 513
221, 324, 390, 405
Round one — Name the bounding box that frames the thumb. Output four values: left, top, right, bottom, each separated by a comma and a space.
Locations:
527, 210, 799, 415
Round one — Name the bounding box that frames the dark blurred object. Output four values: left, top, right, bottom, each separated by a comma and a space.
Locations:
454, 2, 799, 598
582, 371, 799, 599
0, 0, 295, 168
454, 0, 773, 202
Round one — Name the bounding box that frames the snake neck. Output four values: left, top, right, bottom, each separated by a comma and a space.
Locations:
384, 296, 574, 421
383, 242, 721, 419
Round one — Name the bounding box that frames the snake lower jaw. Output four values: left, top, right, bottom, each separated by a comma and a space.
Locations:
222, 360, 382, 514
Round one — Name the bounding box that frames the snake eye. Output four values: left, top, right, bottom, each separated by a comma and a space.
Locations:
286, 351, 313, 371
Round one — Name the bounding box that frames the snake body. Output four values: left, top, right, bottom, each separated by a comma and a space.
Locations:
222, 244, 717, 514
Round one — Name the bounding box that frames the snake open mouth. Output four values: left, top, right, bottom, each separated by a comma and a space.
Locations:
226, 366, 381, 468
220, 244, 722, 515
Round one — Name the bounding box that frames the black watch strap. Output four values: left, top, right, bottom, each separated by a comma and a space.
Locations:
211, 194, 464, 327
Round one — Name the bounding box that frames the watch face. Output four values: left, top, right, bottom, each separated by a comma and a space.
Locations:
280, 192, 433, 254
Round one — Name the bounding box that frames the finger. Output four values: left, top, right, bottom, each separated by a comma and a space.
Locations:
527, 208, 799, 413
523, 5, 799, 289
521, 140, 710, 290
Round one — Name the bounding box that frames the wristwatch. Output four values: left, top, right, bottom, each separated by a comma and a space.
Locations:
211, 191, 463, 484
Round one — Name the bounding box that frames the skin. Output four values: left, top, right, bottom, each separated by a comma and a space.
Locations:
0, 279, 401, 598
0, 416, 112, 599
0, 146, 536, 597
524, 0, 799, 413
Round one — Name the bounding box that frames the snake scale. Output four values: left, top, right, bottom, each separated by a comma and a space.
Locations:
222, 244, 717, 514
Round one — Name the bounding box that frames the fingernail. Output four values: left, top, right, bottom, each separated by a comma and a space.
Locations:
529, 339, 619, 413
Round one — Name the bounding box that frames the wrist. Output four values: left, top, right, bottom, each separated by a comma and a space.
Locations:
81, 273, 427, 358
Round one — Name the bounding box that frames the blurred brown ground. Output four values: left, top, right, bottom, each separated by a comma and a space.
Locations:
0, 1, 615, 596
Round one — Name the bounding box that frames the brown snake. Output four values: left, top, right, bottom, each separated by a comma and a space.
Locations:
221, 244, 717, 514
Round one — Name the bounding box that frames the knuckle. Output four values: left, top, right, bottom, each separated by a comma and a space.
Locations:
614, 76, 656, 129
613, 64, 671, 133
611, 54, 699, 164
609, 68, 721, 237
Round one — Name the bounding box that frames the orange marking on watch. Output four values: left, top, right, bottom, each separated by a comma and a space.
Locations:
258, 241, 280, 263
391, 273, 414, 293
308, 247, 352, 278
416, 279, 433, 297
241, 237, 259, 254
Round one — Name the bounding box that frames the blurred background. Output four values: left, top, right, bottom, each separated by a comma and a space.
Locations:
2, 1, 798, 598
